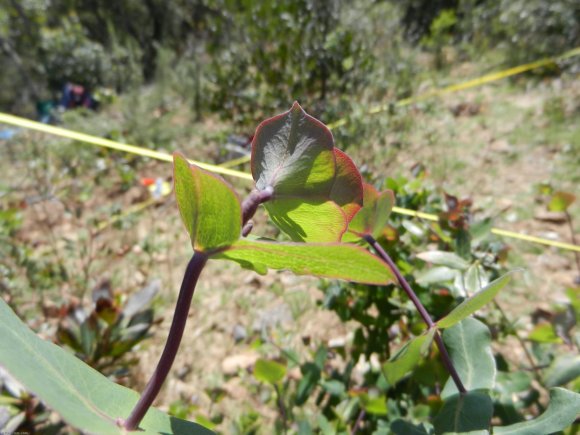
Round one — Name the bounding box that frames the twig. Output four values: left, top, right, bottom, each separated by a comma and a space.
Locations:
274, 384, 288, 434
362, 234, 467, 394
351, 409, 366, 434
493, 300, 543, 382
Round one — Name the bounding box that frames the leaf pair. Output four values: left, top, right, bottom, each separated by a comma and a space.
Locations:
251, 102, 394, 243
173, 153, 392, 286
382, 273, 515, 386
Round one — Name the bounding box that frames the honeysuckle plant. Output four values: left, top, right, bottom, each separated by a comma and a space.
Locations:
0, 102, 579, 434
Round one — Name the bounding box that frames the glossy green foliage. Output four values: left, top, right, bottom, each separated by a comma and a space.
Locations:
213, 239, 394, 286
382, 329, 435, 386
0, 298, 211, 435
494, 388, 580, 434
436, 272, 515, 329
441, 318, 496, 398
434, 391, 493, 434
251, 103, 363, 242
173, 152, 241, 251
343, 183, 395, 242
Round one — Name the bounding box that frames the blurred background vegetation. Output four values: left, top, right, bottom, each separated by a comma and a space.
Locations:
1, 0, 579, 123
1, 0, 580, 433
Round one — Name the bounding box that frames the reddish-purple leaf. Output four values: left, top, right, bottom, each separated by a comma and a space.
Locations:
251, 102, 336, 197
329, 149, 363, 221
343, 184, 395, 242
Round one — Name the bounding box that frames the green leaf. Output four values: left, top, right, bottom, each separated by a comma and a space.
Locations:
320, 380, 346, 396
251, 104, 363, 242
548, 191, 575, 212
391, 420, 433, 435
494, 388, 580, 434
0, 298, 212, 435
295, 363, 321, 406
527, 322, 563, 343
264, 198, 347, 242
416, 267, 458, 286
544, 354, 580, 388
254, 359, 287, 384
436, 272, 515, 329
329, 148, 363, 221
433, 391, 493, 434
212, 239, 394, 285
173, 152, 241, 251
343, 184, 395, 242
382, 329, 436, 386
441, 318, 496, 399
361, 395, 388, 415
416, 251, 470, 270
464, 264, 489, 295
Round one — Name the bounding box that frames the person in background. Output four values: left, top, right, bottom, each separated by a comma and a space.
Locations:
59, 82, 98, 110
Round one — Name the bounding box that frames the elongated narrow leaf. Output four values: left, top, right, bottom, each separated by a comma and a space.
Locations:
382, 329, 436, 385
441, 318, 496, 399
437, 272, 515, 329
254, 359, 287, 384
173, 152, 241, 251
0, 298, 211, 435
329, 149, 363, 220
434, 391, 493, 434
343, 184, 395, 242
494, 388, 580, 434
211, 239, 394, 285
264, 198, 347, 242
251, 102, 335, 196
416, 251, 470, 270
295, 363, 321, 406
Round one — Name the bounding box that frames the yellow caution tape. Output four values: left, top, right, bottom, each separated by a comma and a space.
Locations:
1, 48, 580, 252
219, 46, 580, 165
392, 207, 580, 252
0, 114, 252, 181
327, 46, 580, 130
219, 153, 251, 169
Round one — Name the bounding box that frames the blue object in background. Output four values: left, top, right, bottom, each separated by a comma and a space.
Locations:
0, 128, 18, 140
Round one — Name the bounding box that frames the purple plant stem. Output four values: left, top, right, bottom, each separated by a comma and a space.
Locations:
123, 252, 208, 431
241, 186, 274, 226
123, 186, 273, 430
362, 234, 467, 394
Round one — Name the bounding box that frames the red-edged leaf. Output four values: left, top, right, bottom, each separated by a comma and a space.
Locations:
251, 101, 336, 197
342, 184, 395, 242
329, 148, 363, 221
173, 152, 242, 251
